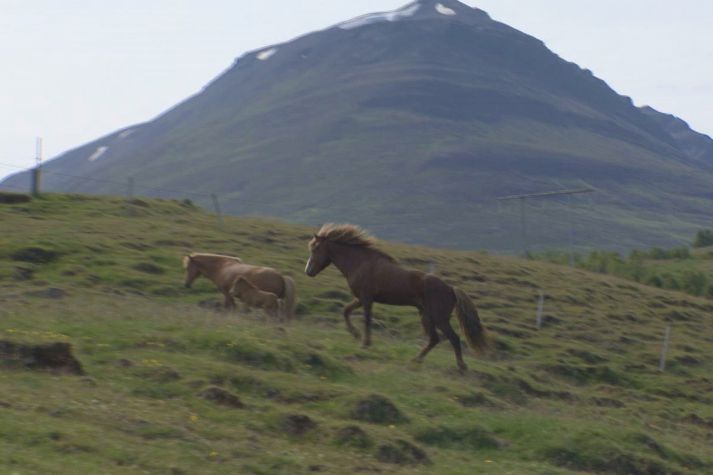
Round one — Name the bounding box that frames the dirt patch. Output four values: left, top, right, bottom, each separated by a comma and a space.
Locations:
0, 341, 84, 375
351, 394, 408, 424
544, 364, 630, 387
12, 267, 34, 281
198, 299, 223, 311
132, 262, 165, 275
544, 447, 664, 475
674, 355, 702, 367
281, 414, 317, 436
375, 440, 429, 465
25, 288, 67, 299
591, 397, 625, 408
682, 413, 713, 429
318, 290, 352, 302
566, 349, 607, 364
666, 310, 699, 322
11, 247, 60, 264
415, 426, 503, 450
0, 192, 31, 204
456, 392, 500, 408
199, 386, 245, 408
138, 366, 181, 383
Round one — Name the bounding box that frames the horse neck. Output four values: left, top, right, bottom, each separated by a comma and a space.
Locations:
328, 242, 372, 278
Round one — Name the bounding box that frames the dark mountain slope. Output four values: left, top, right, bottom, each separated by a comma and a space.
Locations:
4, 0, 713, 251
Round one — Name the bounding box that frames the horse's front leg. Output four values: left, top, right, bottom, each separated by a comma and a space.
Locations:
343, 298, 362, 340
361, 299, 373, 349
222, 291, 237, 312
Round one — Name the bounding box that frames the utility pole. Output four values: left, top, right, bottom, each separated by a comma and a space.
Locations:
497, 188, 595, 257
31, 137, 43, 197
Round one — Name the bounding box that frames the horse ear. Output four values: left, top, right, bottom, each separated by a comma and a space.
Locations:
313, 233, 319, 239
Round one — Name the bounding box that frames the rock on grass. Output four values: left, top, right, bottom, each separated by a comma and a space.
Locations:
351, 394, 407, 424
281, 414, 317, 436
376, 440, 429, 465
0, 341, 84, 375
199, 386, 245, 408
335, 425, 373, 449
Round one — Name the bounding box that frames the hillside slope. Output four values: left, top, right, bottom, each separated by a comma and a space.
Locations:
2, 193, 713, 474
3, 0, 713, 251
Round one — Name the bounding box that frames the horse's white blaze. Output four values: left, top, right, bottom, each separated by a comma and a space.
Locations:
305, 257, 313, 275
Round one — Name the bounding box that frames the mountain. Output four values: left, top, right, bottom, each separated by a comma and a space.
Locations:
4, 0, 713, 251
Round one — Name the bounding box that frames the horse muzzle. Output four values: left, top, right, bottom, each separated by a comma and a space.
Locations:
305, 258, 315, 277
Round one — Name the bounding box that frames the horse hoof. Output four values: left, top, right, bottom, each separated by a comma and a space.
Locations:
457, 363, 468, 373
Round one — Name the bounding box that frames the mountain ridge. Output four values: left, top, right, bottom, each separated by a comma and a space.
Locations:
3, 0, 713, 251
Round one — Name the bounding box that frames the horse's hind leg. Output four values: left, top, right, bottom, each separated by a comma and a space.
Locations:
362, 299, 374, 348
437, 319, 467, 372
343, 299, 362, 339
413, 311, 440, 363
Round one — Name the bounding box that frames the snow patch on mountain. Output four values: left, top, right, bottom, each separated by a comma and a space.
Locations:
435, 3, 456, 16
88, 146, 108, 162
118, 129, 135, 139
257, 48, 277, 61
338, 2, 421, 30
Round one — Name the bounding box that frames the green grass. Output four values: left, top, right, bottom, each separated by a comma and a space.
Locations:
2, 193, 713, 474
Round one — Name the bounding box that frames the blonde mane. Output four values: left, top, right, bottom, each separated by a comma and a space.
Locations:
313, 223, 396, 262
183, 253, 243, 268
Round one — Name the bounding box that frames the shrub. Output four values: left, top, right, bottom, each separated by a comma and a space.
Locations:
693, 229, 713, 248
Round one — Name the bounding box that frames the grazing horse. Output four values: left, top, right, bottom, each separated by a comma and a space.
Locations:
304, 224, 489, 371
183, 253, 296, 320
231, 277, 282, 320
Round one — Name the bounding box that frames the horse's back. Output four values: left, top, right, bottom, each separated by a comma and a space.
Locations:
238, 265, 286, 297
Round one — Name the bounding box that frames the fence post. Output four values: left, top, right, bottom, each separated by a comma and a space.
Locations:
211, 193, 223, 228
31, 137, 42, 197
536, 290, 545, 329
658, 325, 671, 372
31, 167, 41, 197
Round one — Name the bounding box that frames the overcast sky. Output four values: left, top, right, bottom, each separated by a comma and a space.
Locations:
1, 0, 712, 181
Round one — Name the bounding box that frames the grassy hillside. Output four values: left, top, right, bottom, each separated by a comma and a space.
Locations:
2, 193, 713, 474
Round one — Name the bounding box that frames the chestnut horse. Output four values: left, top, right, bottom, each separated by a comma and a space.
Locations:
183, 253, 296, 320
304, 224, 489, 371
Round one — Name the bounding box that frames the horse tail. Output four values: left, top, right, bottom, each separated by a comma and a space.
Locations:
282, 276, 297, 322
453, 287, 490, 354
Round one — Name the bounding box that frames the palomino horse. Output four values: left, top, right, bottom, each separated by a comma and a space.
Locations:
231, 277, 282, 320
183, 253, 296, 321
304, 224, 489, 371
